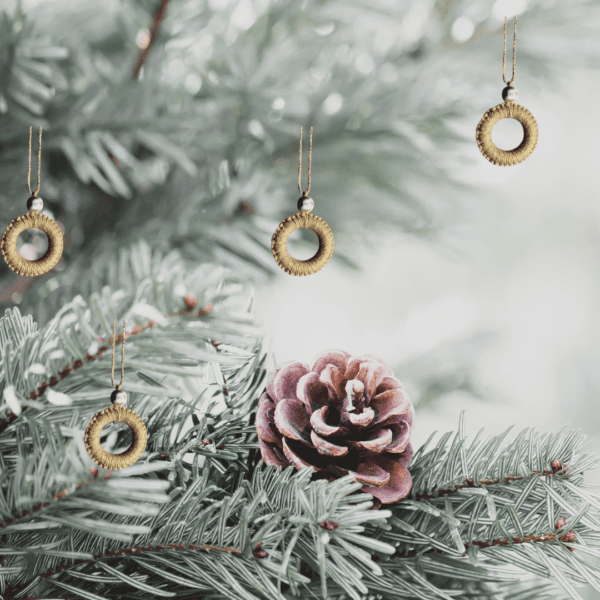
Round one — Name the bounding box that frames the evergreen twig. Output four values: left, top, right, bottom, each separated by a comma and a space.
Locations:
0, 301, 213, 433
132, 0, 172, 79
415, 465, 570, 500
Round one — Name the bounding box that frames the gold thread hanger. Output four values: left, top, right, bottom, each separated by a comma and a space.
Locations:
1, 127, 64, 275
271, 127, 334, 276
474, 16, 538, 166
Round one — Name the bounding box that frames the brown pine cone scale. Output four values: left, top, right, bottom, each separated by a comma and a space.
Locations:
256, 351, 414, 505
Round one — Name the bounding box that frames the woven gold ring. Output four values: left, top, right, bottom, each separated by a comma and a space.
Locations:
1, 212, 63, 276
476, 103, 538, 166
271, 212, 334, 276
84, 405, 147, 470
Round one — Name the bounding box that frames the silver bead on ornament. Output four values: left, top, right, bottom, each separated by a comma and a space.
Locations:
27, 196, 43, 213
297, 196, 314, 213
111, 389, 128, 406
502, 86, 519, 103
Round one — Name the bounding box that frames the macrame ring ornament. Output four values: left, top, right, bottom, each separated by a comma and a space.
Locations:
1, 211, 63, 276
476, 102, 538, 166
84, 405, 147, 470
271, 212, 334, 276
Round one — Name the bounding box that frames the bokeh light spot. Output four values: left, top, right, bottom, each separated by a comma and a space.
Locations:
402, 4, 428, 43
248, 119, 265, 138
322, 92, 343, 115
310, 66, 328, 81
451, 17, 475, 42
136, 29, 150, 49
19, 243, 36, 261
315, 23, 335, 36
356, 53, 375, 74
231, 0, 256, 31
184, 72, 202, 94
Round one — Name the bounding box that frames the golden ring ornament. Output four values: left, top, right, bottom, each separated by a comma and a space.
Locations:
1, 210, 63, 276
272, 126, 334, 276
2, 127, 63, 276
476, 16, 538, 167
271, 211, 334, 276
85, 321, 147, 470
476, 101, 538, 166
84, 404, 147, 470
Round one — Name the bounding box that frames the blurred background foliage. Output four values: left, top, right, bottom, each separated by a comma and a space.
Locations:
0, 0, 598, 315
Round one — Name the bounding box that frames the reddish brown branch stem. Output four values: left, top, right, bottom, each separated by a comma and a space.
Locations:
392, 530, 575, 559
0, 469, 112, 531
132, 0, 172, 79
414, 467, 569, 502
9, 543, 242, 599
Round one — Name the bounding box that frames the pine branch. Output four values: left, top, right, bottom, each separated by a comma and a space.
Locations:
0, 9, 68, 122
368, 417, 600, 600
0, 299, 213, 433
1, 256, 599, 600
0, 253, 271, 598
7, 543, 243, 600
132, 0, 172, 79
4, 464, 378, 600
3, 325, 600, 600
0, 468, 114, 532
414, 461, 569, 501
392, 529, 575, 559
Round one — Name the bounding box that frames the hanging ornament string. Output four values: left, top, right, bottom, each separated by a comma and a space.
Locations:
85, 320, 147, 470
1, 127, 64, 276
298, 126, 312, 197
27, 126, 42, 198
475, 16, 538, 166
503, 16, 517, 86
111, 320, 125, 391
271, 127, 334, 276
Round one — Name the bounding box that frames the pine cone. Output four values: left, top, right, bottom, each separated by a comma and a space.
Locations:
256, 350, 413, 505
